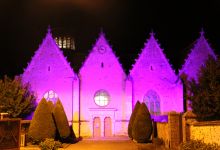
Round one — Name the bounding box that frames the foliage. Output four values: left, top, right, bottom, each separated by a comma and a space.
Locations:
39, 138, 62, 150
132, 102, 153, 143
53, 99, 71, 139
180, 140, 220, 150
0, 75, 36, 118
128, 100, 141, 139
28, 98, 56, 143
182, 56, 220, 121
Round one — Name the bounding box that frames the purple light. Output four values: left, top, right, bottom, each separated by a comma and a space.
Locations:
179, 30, 216, 81
130, 32, 183, 114
22, 28, 78, 121
22, 28, 202, 137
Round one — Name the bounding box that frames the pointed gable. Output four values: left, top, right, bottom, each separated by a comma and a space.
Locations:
79, 32, 125, 76
22, 27, 75, 83
179, 29, 216, 81
130, 32, 177, 82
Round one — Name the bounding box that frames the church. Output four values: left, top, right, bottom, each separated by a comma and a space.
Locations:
22, 28, 216, 138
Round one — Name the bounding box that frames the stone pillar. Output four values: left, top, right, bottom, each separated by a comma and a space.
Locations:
182, 111, 197, 142
168, 112, 182, 150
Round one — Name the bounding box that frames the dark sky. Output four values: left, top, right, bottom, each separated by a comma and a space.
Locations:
0, 0, 220, 77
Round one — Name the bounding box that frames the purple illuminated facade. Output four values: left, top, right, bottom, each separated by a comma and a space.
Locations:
179, 30, 216, 81
130, 32, 183, 115
22, 28, 79, 122
79, 32, 130, 137
22, 28, 215, 138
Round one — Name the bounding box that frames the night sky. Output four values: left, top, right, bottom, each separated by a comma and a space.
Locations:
0, 0, 220, 77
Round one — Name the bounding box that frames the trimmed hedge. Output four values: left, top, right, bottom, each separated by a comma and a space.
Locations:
47, 100, 54, 112
132, 102, 152, 143
53, 99, 71, 139
28, 98, 56, 143
128, 100, 141, 139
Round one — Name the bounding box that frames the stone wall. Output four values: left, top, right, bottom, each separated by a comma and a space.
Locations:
156, 111, 220, 149
189, 121, 220, 145
182, 111, 220, 145
156, 122, 169, 147
155, 112, 182, 149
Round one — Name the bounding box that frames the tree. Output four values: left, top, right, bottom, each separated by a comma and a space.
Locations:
28, 98, 56, 143
128, 100, 141, 139
132, 103, 153, 143
187, 56, 220, 121
0, 75, 36, 118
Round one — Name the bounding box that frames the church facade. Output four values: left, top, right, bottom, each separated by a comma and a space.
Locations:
22, 28, 216, 138
129, 33, 183, 118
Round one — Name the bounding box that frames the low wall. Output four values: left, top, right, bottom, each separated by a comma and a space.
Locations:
189, 121, 220, 145
155, 112, 182, 150
156, 122, 169, 147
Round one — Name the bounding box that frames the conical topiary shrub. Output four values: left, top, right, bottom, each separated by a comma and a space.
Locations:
128, 100, 141, 139
132, 102, 153, 143
28, 98, 56, 143
53, 99, 71, 140
47, 100, 54, 112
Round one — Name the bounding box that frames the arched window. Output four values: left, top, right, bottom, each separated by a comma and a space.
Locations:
94, 90, 110, 107
143, 90, 160, 115
43, 90, 59, 103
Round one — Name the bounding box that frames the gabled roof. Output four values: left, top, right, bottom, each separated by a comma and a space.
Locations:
179, 29, 216, 80
130, 32, 177, 81
79, 31, 125, 75
23, 27, 75, 76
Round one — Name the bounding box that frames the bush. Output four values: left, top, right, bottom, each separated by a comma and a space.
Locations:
132, 102, 152, 143
39, 138, 62, 150
128, 101, 141, 139
0, 75, 36, 118
53, 99, 71, 139
28, 98, 56, 143
180, 140, 220, 150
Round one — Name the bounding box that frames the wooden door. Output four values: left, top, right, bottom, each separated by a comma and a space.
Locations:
104, 117, 112, 137
93, 117, 101, 137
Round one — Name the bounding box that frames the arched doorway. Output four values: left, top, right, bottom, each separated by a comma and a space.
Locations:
93, 117, 101, 137
104, 117, 112, 137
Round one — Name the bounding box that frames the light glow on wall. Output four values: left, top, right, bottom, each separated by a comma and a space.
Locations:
21, 28, 218, 137
179, 30, 216, 81
130, 32, 183, 114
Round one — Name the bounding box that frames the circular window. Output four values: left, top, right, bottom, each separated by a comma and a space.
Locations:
94, 90, 110, 107
44, 90, 59, 103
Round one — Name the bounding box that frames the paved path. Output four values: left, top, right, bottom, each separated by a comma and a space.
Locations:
66, 139, 138, 150
21, 137, 166, 150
